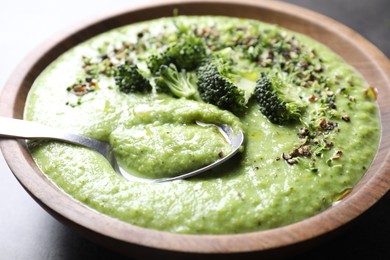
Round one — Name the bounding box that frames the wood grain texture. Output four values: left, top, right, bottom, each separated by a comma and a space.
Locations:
0, 0, 389, 258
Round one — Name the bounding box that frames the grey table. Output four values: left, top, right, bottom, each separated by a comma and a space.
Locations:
0, 0, 389, 259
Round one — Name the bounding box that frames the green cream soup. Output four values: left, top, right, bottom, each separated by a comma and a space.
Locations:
25, 16, 380, 234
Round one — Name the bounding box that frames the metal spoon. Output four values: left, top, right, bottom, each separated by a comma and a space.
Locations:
0, 117, 244, 183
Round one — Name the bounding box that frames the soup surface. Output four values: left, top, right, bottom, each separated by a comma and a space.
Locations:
25, 16, 380, 234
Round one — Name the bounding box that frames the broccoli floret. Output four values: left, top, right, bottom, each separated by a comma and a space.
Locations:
147, 54, 171, 75
147, 34, 207, 74
254, 73, 304, 124
155, 64, 201, 101
115, 63, 152, 93
197, 57, 255, 114
167, 35, 206, 71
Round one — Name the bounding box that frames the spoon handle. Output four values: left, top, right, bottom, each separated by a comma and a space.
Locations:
0, 116, 71, 140
0, 117, 109, 156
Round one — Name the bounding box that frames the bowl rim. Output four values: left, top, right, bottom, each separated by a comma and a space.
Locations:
1, 0, 390, 256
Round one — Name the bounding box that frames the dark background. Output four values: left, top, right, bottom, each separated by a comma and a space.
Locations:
0, 0, 389, 259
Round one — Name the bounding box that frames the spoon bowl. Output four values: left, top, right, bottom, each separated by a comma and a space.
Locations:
0, 116, 244, 183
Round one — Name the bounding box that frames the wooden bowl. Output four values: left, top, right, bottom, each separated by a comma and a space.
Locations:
1, 0, 390, 258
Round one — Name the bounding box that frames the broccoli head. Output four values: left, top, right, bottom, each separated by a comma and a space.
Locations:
147, 34, 207, 74
197, 57, 255, 114
167, 34, 206, 71
146, 54, 171, 76
254, 73, 304, 124
115, 63, 152, 93
155, 64, 201, 101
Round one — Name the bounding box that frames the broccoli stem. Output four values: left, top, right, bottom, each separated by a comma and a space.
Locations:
156, 64, 202, 101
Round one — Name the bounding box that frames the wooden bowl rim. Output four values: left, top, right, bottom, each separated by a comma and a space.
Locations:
1, 0, 390, 255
